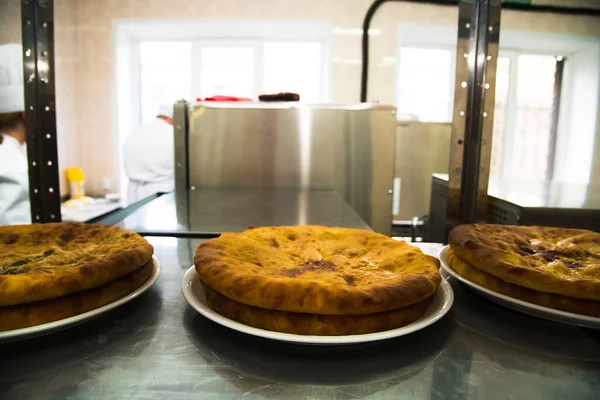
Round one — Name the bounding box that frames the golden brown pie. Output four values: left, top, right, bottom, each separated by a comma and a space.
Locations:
0, 259, 154, 332
0, 222, 154, 306
195, 226, 441, 315
447, 248, 600, 317
449, 224, 600, 301
203, 282, 433, 335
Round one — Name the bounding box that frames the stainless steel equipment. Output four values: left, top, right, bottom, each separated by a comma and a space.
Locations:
394, 121, 451, 222
174, 102, 397, 235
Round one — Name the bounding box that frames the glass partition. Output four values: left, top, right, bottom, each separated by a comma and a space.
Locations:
1, 0, 598, 236
369, 2, 600, 236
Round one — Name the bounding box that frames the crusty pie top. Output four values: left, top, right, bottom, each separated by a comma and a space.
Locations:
449, 224, 600, 301
195, 226, 441, 315
0, 223, 153, 306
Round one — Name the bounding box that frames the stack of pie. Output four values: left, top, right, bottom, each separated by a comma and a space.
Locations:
0, 222, 154, 332
447, 224, 600, 317
194, 226, 442, 335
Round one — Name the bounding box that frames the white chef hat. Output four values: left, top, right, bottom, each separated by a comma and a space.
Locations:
0, 44, 25, 114
157, 104, 173, 119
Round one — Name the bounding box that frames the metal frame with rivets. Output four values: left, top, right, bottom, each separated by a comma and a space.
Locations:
446, 0, 501, 228
21, 0, 61, 223
173, 99, 190, 195
173, 99, 191, 231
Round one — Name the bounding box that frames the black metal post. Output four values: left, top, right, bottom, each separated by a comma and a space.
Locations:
20, 0, 61, 223
446, 0, 501, 229
459, 0, 488, 223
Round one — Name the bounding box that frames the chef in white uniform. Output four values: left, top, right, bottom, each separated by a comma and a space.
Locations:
0, 44, 30, 225
123, 105, 175, 204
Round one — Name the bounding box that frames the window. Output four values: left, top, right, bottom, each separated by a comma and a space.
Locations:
139, 42, 192, 124
116, 19, 332, 200
139, 38, 326, 125
491, 53, 557, 181
396, 24, 600, 183
190, 40, 324, 104
396, 46, 558, 180
263, 42, 323, 103
196, 44, 256, 99
397, 48, 453, 122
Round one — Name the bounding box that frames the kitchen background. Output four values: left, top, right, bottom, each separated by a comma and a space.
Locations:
1, 0, 599, 221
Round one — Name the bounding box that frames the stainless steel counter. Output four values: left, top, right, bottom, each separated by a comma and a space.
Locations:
114, 190, 371, 236
62, 199, 121, 223
1, 239, 599, 399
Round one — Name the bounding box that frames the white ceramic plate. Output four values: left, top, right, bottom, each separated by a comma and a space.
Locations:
181, 266, 454, 345
438, 245, 600, 329
0, 256, 161, 342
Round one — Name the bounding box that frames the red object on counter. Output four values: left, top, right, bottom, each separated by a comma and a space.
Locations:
197, 95, 253, 102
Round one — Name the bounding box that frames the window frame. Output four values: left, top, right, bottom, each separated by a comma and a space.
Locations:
113, 19, 333, 199
116, 19, 333, 108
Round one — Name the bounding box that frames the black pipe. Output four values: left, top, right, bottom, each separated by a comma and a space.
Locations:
501, 3, 600, 16
360, 0, 600, 102
360, 0, 458, 102
361, 0, 389, 103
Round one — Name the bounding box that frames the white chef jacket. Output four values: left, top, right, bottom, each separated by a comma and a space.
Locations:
0, 133, 30, 225
123, 118, 174, 204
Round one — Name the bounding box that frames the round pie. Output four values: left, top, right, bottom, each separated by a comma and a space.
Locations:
203, 283, 433, 335
447, 248, 600, 317
0, 222, 154, 306
0, 259, 154, 332
449, 224, 600, 301
195, 226, 441, 315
